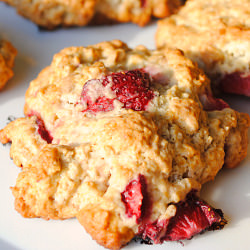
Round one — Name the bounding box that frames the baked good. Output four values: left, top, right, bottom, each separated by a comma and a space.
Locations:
0, 39, 17, 90
2, 0, 184, 29
0, 40, 249, 249
156, 0, 250, 96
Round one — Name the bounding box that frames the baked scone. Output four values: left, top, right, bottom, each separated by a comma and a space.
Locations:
0, 40, 249, 249
0, 39, 17, 90
156, 0, 250, 96
2, 0, 184, 29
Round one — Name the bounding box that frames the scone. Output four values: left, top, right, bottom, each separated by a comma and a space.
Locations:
1, 0, 184, 29
156, 0, 250, 96
0, 39, 17, 90
1, 40, 249, 249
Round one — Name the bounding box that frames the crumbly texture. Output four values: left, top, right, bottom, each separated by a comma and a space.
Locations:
0, 40, 249, 249
2, 0, 183, 29
156, 0, 250, 84
0, 39, 17, 90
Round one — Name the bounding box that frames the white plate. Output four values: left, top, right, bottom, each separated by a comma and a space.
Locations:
0, 3, 249, 250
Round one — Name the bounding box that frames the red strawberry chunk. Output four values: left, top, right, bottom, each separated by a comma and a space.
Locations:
27, 112, 53, 143
81, 69, 154, 113
220, 72, 250, 97
139, 192, 226, 244
121, 174, 148, 223
83, 96, 114, 113
199, 89, 229, 111
36, 117, 53, 144
164, 197, 221, 241
140, 219, 169, 244
140, 0, 147, 8
165, 194, 225, 241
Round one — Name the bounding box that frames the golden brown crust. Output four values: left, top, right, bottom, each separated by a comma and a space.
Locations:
2, 0, 97, 29
2, 0, 183, 28
77, 206, 134, 250
0, 117, 47, 168
11, 145, 67, 219
1, 40, 249, 249
94, 0, 183, 27
0, 39, 17, 90
156, 0, 250, 79
224, 112, 250, 168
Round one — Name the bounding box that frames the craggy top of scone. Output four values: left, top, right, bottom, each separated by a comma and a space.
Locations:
3, 0, 183, 28
156, 0, 250, 77
0, 39, 17, 90
1, 40, 249, 249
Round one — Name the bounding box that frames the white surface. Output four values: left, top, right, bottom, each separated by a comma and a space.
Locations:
0, 3, 250, 250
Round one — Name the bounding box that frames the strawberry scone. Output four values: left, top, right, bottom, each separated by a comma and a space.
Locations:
156, 0, 250, 96
1, 0, 183, 29
0, 40, 249, 249
0, 39, 17, 90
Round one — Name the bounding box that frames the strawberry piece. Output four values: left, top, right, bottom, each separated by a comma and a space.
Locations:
164, 194, 225, 241
36, 117, 53, 144
28, 112, 53, 143
82, 96, 114, 113
81, 69, 154, 113
220, 72, 250, 97
121, 174, 149, 223
139, 192, 226, 244
140, 0, 147, 8
140, 219, 170, 244
199, 89, 229, 111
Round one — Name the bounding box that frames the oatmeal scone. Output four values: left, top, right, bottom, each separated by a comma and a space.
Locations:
156, 0, 250, 96
0, 40, 249, 249
0, 39, 17, 90
1, 0, 183, 29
